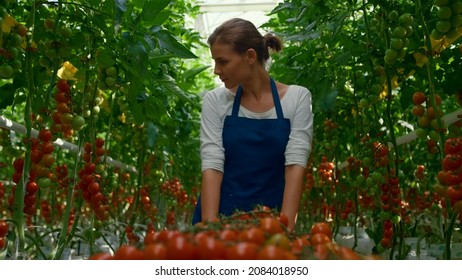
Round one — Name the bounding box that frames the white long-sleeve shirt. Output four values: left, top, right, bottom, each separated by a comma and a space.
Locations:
200, 85, 313, 173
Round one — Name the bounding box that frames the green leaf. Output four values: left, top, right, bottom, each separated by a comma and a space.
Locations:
147, 122, 159, 148
127, 40, 149, 78
316, 89, 338, 113
114, 0, 127, 32
0, 83, 16, 109
149, 48, 176, 64
158, 74, 191, 101
140, 0, 172, 24
143, 10, 172, 27
156, 29, 197, 59
96, 50, 116, 68
0, 78, 25, 109
269, 2, 293, 15
182, 65, 210, 80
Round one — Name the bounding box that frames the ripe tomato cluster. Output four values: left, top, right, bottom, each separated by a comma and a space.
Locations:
304, 162, 315, 190
76, 138, 109, 221
8, 131, 55, 218
138, 186, 158, 223
0, 219, 8, 250
438, 137, 462, 216
376, 175, 404, 252
89, 211, 373, 260
160, 177, 190, 208
0, 181, 5, 206
412, 91, 445, 141
50, 79, 85, 138
339, 199, 356, 220
317, 155, 334, 185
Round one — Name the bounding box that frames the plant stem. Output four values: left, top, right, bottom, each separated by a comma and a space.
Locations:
443, 212, 459, 260
53, 136, 83, 259
12, 0, 40, 259
416, 0, 446, 156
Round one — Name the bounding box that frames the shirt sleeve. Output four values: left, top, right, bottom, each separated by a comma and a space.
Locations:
285, 87, 314, 168
200, 90, 226, 172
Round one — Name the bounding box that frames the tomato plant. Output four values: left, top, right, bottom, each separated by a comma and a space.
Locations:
0, 0, 461, 261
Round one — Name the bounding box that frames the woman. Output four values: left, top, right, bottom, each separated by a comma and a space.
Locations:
192, 18, 313, 231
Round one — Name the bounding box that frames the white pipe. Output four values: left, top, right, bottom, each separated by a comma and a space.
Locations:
0, 115, 137, 173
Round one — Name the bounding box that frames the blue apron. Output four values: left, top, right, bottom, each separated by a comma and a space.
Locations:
192, 78, 290, 224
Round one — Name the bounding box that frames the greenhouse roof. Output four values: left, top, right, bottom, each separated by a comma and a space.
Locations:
195, 0, 283, 37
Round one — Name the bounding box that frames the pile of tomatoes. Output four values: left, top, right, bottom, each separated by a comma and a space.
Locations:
88, 209, 378, 260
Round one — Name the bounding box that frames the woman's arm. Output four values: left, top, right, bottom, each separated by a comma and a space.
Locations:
281, 164, 305, 231
281, 86, 313, 231
201, 169, 224, 222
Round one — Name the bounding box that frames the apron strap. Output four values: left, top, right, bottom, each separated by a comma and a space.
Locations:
270, 78, 284, 119
231, 78, 284, 119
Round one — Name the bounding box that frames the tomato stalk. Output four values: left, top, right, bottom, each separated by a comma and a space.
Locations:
129, 131, 147, 226
53, 25, 98, 258
24, 233, 47, 259
416, 0, 456, 259
53, 122, 86, 259
416, 0, 446, 157
10, 0, 40, 259
442, 212, 459, 260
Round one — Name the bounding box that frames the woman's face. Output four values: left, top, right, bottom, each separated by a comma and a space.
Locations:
210, 42, 250, 89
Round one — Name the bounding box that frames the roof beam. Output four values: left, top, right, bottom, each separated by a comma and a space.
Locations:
199, 1, 280, 12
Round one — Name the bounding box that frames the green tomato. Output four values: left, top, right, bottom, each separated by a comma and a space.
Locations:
391, 214, 401, 224
415, 128, 427, 139
366, 177, 375, 187
0, 64, 14, 79
434, 0, 449, 7
431, 28, 445, 40
436, 20, 451, 33
428, 130, 441, 141
371, 83, 383, 95
105, 76, 116, 87
398, 13, 413, 27
105, 66, 118, 77
60, 26, 73, 38
405, 25, 413, 37
384, 48, 398, 64
60, 112, 74, 124
10, 33, 23, 48
362, 157, 372, 167
437, 6, 452, 20
451, 15, 462, 28
392, 26, 407, 38
38, 177, 52, 189
72, 115, 85, 131
95, 163, 105, 174
355, 174, 366, 185
390, 38, 404, 50
388, 10, 399, 21
371, 171, 383, 183
452, 2, 462, 14
358, 98, 370, 109
10, 59, 22, 71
